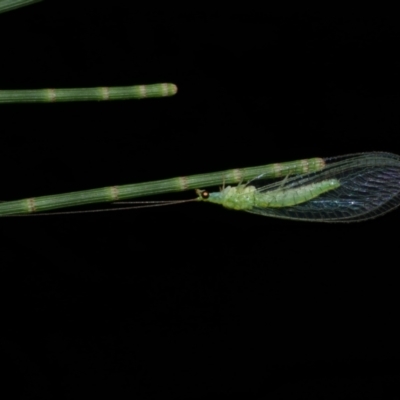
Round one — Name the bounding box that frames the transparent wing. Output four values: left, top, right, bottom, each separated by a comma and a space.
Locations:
246, 152, 400, 222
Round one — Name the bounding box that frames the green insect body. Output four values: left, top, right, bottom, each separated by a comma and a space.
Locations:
198, 178, 341, 211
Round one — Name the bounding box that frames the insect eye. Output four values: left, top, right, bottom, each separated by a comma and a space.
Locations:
201, 191, 210, 199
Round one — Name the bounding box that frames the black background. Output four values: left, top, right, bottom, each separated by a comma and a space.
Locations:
1, 2, 399, 398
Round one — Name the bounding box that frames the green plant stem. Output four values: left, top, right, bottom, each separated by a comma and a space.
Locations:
0, 158, 325, 216
0, 0, 42, 14
0, 83, 178, 103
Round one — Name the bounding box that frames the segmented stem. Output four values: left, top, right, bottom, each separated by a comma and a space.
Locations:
0, 158, 324, 216
0, 83, 178, 103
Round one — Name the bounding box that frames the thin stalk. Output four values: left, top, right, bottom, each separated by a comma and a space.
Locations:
0, 157, 325, 216
0, 83, 178, 103
0, 0, 42, 14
